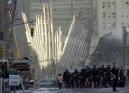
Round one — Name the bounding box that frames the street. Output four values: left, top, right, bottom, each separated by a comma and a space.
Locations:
15, 87, 129, 93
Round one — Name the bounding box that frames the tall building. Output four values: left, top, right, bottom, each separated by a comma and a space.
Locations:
22, 4, 59, 79
56, 0, 99, 72
14, 0, 31, 58
0, 0, 12, 59
92, 0, 129, 66
0, 0, 7, 59
29, 0, 99, 71
98, 0, 129, 39
30, 0, 92, 38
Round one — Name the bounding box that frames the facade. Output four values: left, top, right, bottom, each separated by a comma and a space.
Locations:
30, 0, 93, 37
0, 0, 29, 60
58, 16, 91, 71
98, 0, 129, 38
0, 0, 11, 59
51, 0, 91, 38
94, 0, 129, 66
0, 0, 6, 59
29, 0, 99, 71
14, 0, 31, 58
57, 0, 99, 72
23, 4, 63, 79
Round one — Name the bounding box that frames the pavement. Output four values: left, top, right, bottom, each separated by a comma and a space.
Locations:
10, 81, 129, 93
57, 88, 129, 93
13, 87, 129, 93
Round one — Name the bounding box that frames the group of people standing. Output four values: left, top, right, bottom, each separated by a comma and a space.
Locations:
57, 64, 126, 91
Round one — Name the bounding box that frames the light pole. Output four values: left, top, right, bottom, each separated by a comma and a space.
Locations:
122, 26, 128, 67
122, 26, 129, 77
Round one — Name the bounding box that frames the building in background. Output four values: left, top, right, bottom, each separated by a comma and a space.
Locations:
56, 0, 99, 72
30, 0, 94, 39
0, 0, 7, 59
14, 0, 99, 78
98, 0, 129, 39
23, 4, 63, 79
29, 0, 98, 56
0, 0, 14, 59
29, 0, 99, 73
90, 0, 129, 66
14, 0, 31, 58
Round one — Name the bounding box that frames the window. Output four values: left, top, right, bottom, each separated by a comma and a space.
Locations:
102, 1, 106, 9
112, 12, 116, 15
0, 32, 3, 40
126, 1, 129, 5
112, 12, 116, 18
107, 2, 111, 8
103, 12, 106, 18
113, 23, 116, 28
103, 5, 106, 8
103, 1, 106, 5
112, 1, 115, 5
31, 28, 34, 37
53, 9, 56, 12
108, 15, 111, 18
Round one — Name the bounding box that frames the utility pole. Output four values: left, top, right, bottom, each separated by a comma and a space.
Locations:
122, 26, 128, 67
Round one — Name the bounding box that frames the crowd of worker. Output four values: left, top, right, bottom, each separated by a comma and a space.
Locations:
57, 63, 127, 91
